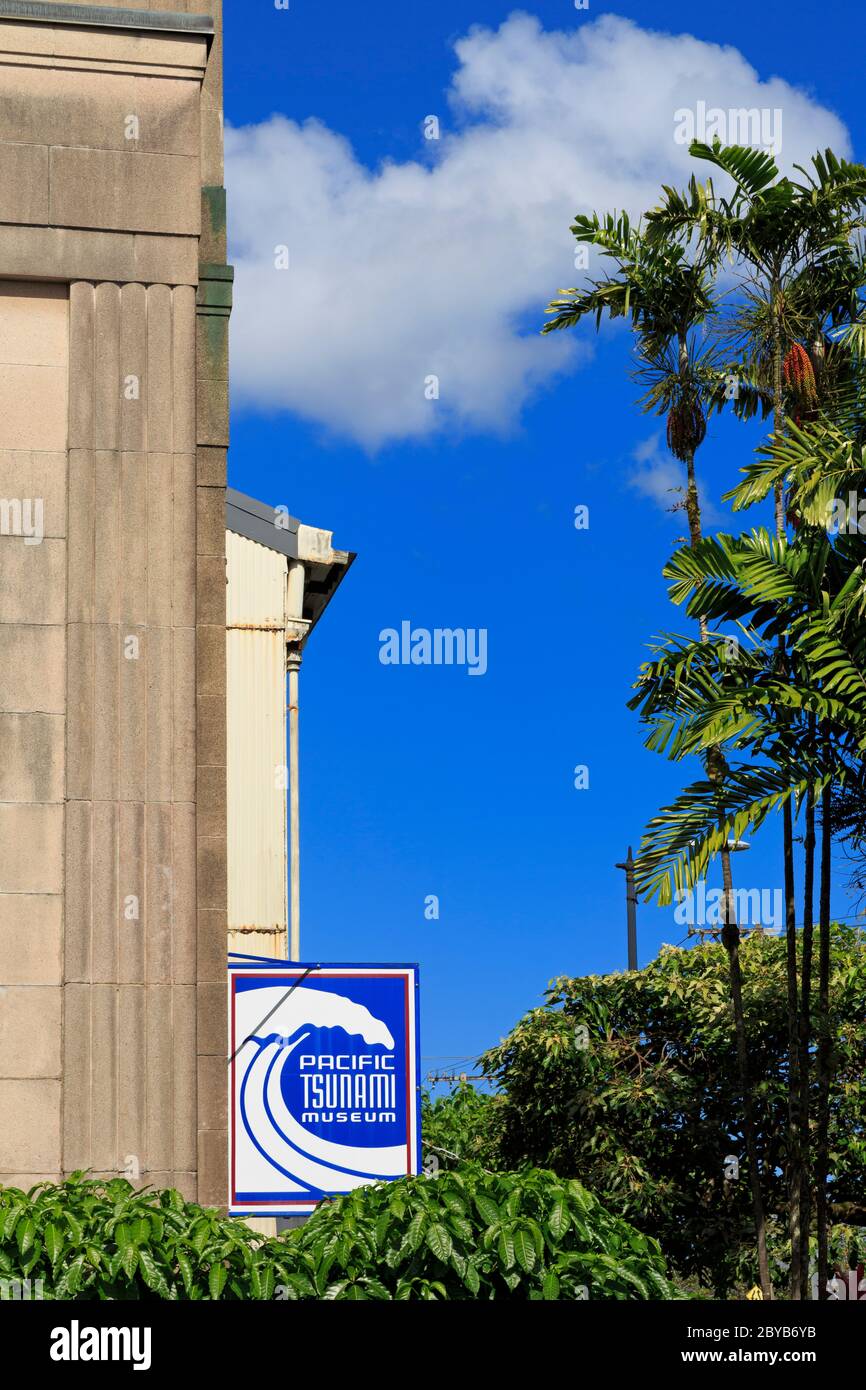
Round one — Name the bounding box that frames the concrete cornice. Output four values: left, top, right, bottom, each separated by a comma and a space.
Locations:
0, 1, 214, 37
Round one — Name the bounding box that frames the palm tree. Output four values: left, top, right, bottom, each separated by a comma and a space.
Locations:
729, 408, 866, 1296
550, 147, 866, 1296
631, 511, 866, 1298
646, 141, 866, 1297
544, 208, 751, 908
543, 213, 778, 1292
630, 625, 786, 1294
543, 210, 723, 555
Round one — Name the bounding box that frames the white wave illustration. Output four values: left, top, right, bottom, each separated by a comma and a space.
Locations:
236, 985, 405, 1189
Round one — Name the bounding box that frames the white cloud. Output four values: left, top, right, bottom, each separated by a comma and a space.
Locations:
629, 435, 685, 514
628, 434, 723, 525
225, 11, 850, 451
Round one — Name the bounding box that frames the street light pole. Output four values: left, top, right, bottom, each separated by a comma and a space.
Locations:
615, 847, 638, 971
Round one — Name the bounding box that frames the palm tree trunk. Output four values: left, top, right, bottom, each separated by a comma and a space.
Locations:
815, 775, 833, 1299
772, 293, 804, 1300
799, 766, 816, 1298
721, 854, 773, 1298
685, 454, 703, 547
783, 795, 803, 1299
676, 328, 772, 1297
773, 305, 786, 537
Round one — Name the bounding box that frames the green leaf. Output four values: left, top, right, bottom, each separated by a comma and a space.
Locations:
259, 1263, 276, 1301
425, 1223, 453, 1263
497, 1228, 516, 1271
513, 1226, 536, 1274
62, 1254, 86, 1297
448, 1213, 473, 1242
132, 1217, 151, 1246
115, 1221, 133, 1252
190, 1219, 210, 1254
474, 1195, 501, 1228
44, 1222, 63, 1266
16, 1218, 35, 1258
547, 1199, 570, 1240
177, 1250, 195, 1296
360, 1276, 391, 1300
400, 1211, 426, 1256
3, 1205, 23, 1241
121, 1243, 139, 1280
138, 1247, 170, 1298
64, 1210, 84, 1245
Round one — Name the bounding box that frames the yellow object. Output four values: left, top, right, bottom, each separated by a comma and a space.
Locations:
227, 530, 291, 959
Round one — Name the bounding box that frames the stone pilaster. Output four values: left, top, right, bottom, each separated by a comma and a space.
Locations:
62, 279, 199, 1195
195, 259, 231, 1206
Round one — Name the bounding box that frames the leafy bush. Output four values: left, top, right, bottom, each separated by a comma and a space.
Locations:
478, 929, 866, 1296
282, 1164, 685, 1300
0, 1176, 268, 1300
0, 1167, 684, 1301
421, 1079, 500, 1170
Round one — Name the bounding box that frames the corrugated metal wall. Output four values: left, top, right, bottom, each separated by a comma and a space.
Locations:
226, 530, 288, 959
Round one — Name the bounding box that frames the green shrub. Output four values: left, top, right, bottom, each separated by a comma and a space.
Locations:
478, 929, 866, 1296
0, 1176, 267, 1300
283, 1164, 686, 1300
421, 1079, 500, 1169
0, 1167, 684, 1301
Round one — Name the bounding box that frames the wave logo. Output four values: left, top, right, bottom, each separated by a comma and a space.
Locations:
229, 964, 420, 1215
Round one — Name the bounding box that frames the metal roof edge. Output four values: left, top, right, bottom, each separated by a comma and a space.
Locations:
226, 489, 299, 561
0, 1, 214, 37
227, 487, 298, 532
226, 488, 356, 591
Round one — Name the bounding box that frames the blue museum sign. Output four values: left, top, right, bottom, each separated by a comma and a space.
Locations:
228, 958, 421, 1217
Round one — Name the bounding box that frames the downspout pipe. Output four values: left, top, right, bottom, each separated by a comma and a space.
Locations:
286, 560, 305, 961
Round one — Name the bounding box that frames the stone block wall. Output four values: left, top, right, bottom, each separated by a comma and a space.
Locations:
0, 0, 229, 1207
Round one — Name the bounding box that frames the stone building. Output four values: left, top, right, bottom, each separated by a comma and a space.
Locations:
0, 1, 231, 1207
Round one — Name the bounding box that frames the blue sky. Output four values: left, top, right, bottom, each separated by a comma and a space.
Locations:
221, 1, 866, 1080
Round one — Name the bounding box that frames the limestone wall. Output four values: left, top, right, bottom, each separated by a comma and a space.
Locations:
0, 1, 229, 1207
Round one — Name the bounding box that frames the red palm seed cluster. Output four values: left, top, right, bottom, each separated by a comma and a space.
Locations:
666, 399, 707, 461
783, 342, 818, 409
